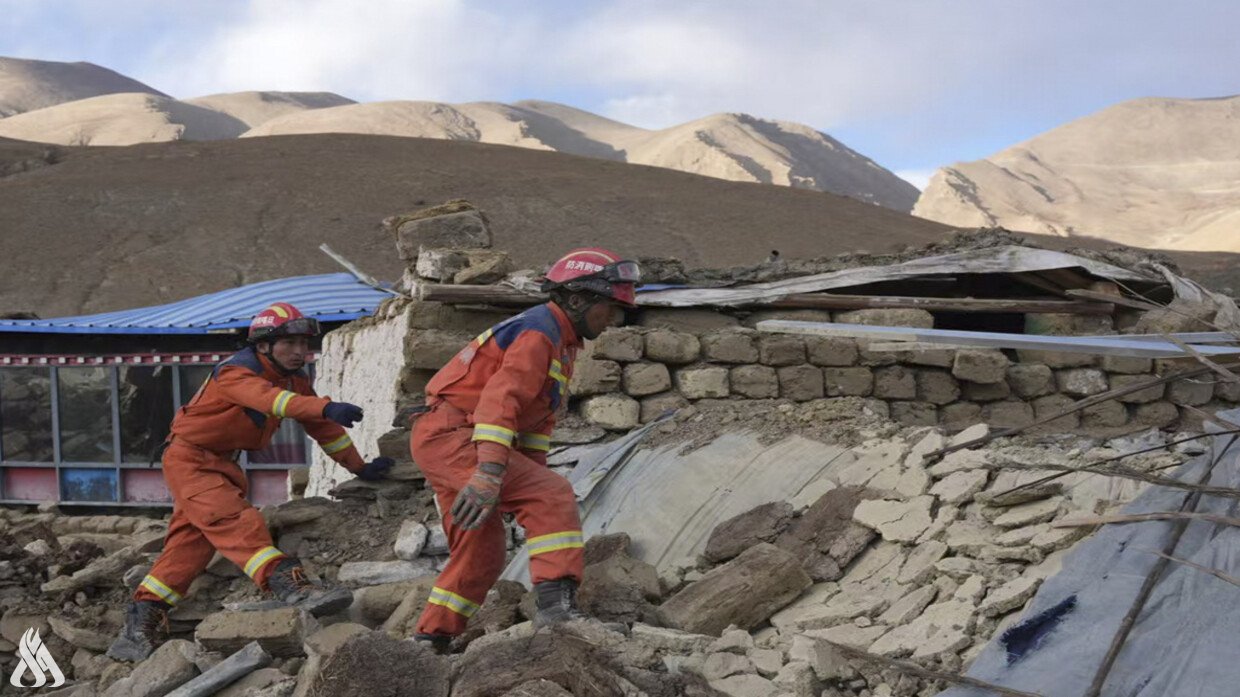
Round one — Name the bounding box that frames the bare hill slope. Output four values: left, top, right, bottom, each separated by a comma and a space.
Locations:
0, 57, 165, 116
0, 133, 949, 317
914, 96, 1240, 253
0, 92, 248, 144
245, 100, 920, 210
185, 91, 357, 129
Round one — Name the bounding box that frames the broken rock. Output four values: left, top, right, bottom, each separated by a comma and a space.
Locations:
661, 543, 812, 636
196, 608, 313, 658
705, 501, 795, 563
102, 639, 199, 697
852, 496, 934, 543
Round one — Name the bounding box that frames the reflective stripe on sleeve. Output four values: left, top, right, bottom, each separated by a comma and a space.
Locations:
472, 423, 515, 447
322, 434, 353, 455
243, 546, 285, 579
139, 575, 183, 605
527, 530, 584, 556
548, 359, 568, 386
271, 390, 297, 417
518, 432, 552, 452
427, 587, 481, 618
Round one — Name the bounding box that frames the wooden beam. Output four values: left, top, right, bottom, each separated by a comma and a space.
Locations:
418, 284, 547, 306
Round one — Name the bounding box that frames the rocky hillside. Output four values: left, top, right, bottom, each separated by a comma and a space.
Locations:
0, 57, 918, 210
913, 96, 1240, 253
0, 57, 165, 116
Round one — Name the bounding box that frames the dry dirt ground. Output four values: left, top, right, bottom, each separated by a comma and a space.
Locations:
1, 134, 1236, 319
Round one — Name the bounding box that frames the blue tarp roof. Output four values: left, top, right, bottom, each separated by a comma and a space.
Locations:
0, 273, 391, 335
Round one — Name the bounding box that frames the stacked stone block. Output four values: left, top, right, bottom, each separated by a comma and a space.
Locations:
549, 308, 1240, 433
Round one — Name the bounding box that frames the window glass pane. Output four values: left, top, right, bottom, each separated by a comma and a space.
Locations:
178, 366, 214, 406
249, 419, 308, 465
58, 367, 115, 463
119, 366, 175, 463
1, 368, 54, 462
60, 468, 118, 502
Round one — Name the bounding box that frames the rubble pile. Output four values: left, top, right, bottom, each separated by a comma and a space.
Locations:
0, 396, 1200, 696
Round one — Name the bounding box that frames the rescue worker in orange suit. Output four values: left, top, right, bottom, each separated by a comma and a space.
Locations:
411, 248, 640, 650
107, 302, 395, 661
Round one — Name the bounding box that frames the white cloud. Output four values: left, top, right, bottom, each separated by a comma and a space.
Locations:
9, 0, 1240, 170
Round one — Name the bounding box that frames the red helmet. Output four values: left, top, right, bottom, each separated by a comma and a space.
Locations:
248, 302, 321, 343
542, 247, 641, 307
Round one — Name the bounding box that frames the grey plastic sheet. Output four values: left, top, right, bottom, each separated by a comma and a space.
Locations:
941, 409, 1240, 697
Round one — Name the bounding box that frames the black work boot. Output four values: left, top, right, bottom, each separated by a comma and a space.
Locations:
413, 632, 453, 654
266, 557, 353, 617
106, 600, 170, 662
533, 578, 588, 627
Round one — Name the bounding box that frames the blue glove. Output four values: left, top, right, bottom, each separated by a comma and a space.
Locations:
323, 401, 364, 427
358, 457, 395, 481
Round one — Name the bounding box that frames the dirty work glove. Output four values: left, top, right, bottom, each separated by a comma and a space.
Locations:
450, 462, 505, 530
323, 401, 364, 427
357, 457, 394, 481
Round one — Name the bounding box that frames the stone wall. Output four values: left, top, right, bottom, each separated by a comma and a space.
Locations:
571, 309, 1238, 436
310, 299, 1238, 493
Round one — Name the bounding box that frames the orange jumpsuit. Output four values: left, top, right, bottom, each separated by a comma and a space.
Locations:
413, 302, 584, 636
134, 347, 365, 607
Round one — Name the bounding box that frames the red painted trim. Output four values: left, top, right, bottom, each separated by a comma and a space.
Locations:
0, 352, 320, 366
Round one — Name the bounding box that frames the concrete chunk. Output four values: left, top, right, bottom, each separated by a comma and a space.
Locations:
338, 560, 436, 585
394, 520, 429, 561
195, 608, 312, 658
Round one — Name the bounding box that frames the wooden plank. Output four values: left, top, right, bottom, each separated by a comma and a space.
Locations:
756, 320, 1240, 359
418, 284, 547, 305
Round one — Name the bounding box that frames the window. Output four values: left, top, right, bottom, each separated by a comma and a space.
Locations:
119, 366, 175, 463
0, 368, 54, 462
57, 367, 115, 463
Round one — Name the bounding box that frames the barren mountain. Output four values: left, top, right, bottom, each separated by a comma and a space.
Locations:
0, 92, 249, 145
914, 96, 1240, 253
185, 91, 356, 129
0, 133, 948, 318
0, 56, 165, 116
244, 99, 920, 210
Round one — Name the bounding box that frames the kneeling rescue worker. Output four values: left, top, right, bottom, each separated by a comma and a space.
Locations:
108, 303, 395, 661
412, 248, 640, 650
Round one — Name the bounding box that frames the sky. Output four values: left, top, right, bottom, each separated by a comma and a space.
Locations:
3, 0, 1238, 189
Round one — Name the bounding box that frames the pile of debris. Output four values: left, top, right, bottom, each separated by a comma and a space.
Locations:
0, 396, 1202, 697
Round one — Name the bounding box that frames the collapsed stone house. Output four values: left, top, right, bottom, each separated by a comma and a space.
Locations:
2, 201, 1239, 696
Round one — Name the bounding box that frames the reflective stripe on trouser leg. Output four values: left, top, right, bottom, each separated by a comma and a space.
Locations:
137, 574, 183, 605
426, 587, 481, 618
415, 509, 507, 637
527, 531, 584, 556
244, 546, 286, 581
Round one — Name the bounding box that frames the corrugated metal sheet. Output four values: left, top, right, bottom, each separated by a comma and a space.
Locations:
0, 273, 391, 335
